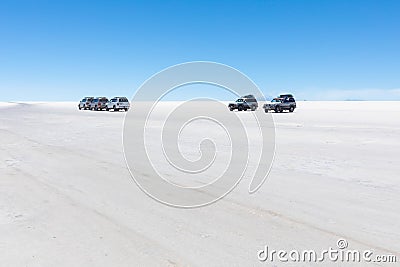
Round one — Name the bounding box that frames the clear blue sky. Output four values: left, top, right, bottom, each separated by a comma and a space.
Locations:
0, 0, 399, 101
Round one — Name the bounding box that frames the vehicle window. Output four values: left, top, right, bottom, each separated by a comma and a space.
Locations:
289, 98, 295, 102
112, 98, 117, 102
236, 99, 244, 102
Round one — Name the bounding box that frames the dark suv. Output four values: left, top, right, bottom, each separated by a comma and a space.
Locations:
90, 97, 109, 111
228, 95, 258, 111
263, 95, 296, 113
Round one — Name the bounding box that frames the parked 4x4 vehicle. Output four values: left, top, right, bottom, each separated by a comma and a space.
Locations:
228, 95, 258, 111
107, 97, 130, 111
90, 97, 109, 111
263, 95, 296, 113
78, 97, 94, 110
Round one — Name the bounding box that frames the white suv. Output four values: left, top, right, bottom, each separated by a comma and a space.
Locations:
78, 97, 94, 110
107, 97, 130, 111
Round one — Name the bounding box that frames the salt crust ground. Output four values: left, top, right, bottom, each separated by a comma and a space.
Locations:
0, 101, 399, 266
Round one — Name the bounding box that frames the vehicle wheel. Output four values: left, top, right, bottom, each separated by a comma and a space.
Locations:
251, 105, 256, 111
113, 106, 116, 111
275, 106, 281, 113
106, 107, 109, 111
289, 106, 294, 112
238, 105, 243, 111
264, 109, 268, 113
79, 106, 81, 110
229, 107, 234, 111
124, 108, 128, 112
